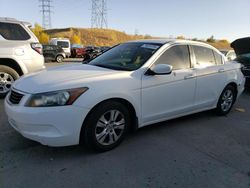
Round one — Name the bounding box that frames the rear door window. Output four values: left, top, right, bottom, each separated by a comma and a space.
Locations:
213, 51, 223, 65
193, 46, 216, 67
0, 22, 30, 40
154, 45, 191, 70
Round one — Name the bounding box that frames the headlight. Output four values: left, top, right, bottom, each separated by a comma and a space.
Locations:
26, 87, 88, 107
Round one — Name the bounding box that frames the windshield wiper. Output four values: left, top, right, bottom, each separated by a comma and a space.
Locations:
92, 64, 113, 69
92, 64, 132, 71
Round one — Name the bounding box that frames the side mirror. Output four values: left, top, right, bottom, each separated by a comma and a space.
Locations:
146, 64, 173, 75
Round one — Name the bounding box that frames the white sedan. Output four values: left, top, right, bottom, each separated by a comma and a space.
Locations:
5, 39, 245, 151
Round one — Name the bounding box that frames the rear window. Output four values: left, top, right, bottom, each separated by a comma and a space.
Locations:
57, 41, 69, 48
43, 45, 54, 50
0, 22, 30, 40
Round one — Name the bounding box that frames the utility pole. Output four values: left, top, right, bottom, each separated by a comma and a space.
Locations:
91, 0, 108, 29
39, 0, 53, 29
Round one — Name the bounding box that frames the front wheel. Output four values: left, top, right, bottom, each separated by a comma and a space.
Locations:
0, 65, 19, 98
216, 85, 236, 115
82, 101, 130, 152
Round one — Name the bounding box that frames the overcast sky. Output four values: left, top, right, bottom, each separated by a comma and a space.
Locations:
0, 0, 249, 41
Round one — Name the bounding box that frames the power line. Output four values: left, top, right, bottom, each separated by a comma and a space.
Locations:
91, 0, 108, 29
39, 0, 53, 29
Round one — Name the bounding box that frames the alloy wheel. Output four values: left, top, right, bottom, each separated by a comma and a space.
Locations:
95, 110, 125, 146
0, 72, 14, 94
220, 89, 234, 112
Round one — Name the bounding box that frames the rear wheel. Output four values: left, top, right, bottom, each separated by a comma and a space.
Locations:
0, 65, 19, 98
216, 85, 236, 115
82, 101, 130, 152
56, 55, 64, 63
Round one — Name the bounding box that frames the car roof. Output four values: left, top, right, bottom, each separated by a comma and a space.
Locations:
0, 17, 31, 27
125, 39, 220, 53
219, 49, 234, 52
50, 38, 70, 42
126, 39, 174, 44
126, 39, 215, 48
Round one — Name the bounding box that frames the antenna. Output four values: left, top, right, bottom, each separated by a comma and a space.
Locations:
39, 0, 53, 29
91, 0, 108, 28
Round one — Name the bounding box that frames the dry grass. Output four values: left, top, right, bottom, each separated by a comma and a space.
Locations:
45, 27, 231, 49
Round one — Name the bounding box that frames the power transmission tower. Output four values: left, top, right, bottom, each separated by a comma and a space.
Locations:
39, 0, 53, 29
91, 0, 108, 29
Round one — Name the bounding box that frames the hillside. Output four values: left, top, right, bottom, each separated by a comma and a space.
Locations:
45, 28, 151, 46
44, 27, 231, 49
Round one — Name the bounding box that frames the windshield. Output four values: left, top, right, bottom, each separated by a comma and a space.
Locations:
89, 43, 162, 71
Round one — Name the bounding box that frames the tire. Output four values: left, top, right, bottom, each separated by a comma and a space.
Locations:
0, 65, 19, 98
82, 101, 131, 152
56, 55, 64, 63
216, 85, 236, 116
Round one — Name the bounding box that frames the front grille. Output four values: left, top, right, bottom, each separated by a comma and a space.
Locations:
9, 90, 24, 104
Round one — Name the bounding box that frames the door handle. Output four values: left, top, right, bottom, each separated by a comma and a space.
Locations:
184, 74, 196, 80
218, 68, 225, 73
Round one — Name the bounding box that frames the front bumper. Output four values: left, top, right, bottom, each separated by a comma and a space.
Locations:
4, 94, 90, 147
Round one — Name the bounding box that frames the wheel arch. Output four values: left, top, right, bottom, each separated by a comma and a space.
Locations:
217, 81, 238, 105
226, 82, 238, 101
0, 58, 24, 76
79, 97, 139, 144
56, 54, 64, 58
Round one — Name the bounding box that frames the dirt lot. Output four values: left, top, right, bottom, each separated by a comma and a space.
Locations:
0, 62, 250, 188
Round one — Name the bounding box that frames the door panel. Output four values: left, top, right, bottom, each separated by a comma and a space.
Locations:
194, 65, 226, 107
141, 69, 196, 124
192, 46, 227, 108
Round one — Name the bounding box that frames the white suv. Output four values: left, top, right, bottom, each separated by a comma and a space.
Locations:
0, 18, 45, 98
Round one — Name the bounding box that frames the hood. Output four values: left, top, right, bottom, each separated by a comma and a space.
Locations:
231, 37, 250, 56
14, 64, 121, 93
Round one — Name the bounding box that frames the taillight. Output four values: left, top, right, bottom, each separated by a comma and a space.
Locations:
31, 43, 43, 55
